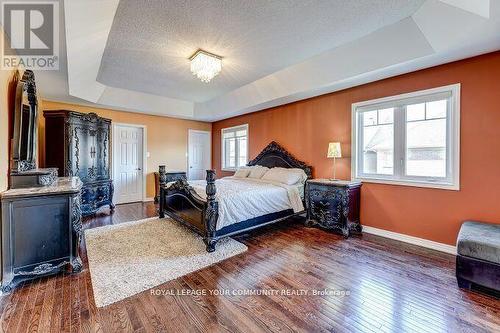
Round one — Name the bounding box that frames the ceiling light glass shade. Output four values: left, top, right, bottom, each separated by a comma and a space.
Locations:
190, 50, 222, 83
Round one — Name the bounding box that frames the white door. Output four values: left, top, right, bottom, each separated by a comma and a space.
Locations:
188, 130, 211, 180
113, 125, 144, 204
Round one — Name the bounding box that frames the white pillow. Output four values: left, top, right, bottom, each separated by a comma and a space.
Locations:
262, 167, 307, 185
234, 168, 250, 178
248, 165, 269, 179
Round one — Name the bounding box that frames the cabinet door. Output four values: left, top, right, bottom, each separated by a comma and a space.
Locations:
70, 124, 91, 182
81, 182, 111, 216
87, 126, 99, 181
11, 196, 70, 269
96, 124, 110, 180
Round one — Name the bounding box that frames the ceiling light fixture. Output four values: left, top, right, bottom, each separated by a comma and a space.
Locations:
190, 49, 222, 83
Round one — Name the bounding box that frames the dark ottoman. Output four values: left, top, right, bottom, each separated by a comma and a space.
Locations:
456, 221, 500, 293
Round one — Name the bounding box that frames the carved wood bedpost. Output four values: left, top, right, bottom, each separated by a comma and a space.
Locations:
204, 170, 219, 252
158, 165, 166, 218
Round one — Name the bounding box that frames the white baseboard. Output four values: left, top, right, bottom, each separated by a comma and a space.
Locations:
362, 226, 456, 255
143, 197, 155, 202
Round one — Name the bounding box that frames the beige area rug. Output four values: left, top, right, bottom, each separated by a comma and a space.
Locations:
84, 217, 248, 307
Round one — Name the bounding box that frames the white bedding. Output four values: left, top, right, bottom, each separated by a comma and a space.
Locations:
182, 177, 304, 230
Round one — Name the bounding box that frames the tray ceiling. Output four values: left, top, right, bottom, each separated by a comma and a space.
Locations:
97, 0, 425, 102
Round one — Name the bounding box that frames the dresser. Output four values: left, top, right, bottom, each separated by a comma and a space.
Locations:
1, 70, 84, 292
305, 179, 362, 237
44, 111, 114, 216
1, 177, 83, 292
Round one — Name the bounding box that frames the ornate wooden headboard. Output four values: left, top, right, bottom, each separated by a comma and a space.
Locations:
247, 141, 313, 179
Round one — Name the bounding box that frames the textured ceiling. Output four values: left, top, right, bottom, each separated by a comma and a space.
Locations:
97, 0, 425, 103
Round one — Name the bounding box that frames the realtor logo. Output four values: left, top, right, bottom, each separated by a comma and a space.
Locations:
1, 1, 59, 70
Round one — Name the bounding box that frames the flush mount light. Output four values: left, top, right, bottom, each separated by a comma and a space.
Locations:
189, 49, 222, 83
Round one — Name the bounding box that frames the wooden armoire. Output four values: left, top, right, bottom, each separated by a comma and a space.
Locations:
44, 110, 114, 216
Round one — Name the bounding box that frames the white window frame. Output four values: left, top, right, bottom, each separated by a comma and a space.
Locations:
351, 84, 460, 190
221, 124, 249, 171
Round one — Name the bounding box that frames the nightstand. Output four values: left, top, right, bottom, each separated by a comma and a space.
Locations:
305, 179, 362, 237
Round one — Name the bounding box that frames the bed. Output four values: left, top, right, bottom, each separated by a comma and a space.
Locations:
158, 141, 313, 252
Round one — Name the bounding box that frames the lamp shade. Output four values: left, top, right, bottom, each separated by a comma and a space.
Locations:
327, 142, 342, 158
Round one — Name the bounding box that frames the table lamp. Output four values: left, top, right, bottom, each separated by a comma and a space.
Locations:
327, 142, 342, 180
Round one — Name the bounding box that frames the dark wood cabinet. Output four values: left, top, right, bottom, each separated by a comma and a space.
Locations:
44, 111, 114, 216
305, 179, 362, 237
0, 178, 83, 292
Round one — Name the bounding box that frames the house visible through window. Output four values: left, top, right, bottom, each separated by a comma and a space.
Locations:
221, 124, 248, 170
352, 84, 460, 190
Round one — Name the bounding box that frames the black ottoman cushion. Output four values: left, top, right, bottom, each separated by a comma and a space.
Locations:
457, 221, 500, 264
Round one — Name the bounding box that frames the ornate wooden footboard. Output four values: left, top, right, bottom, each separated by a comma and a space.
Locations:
159, 169, 219, 252
158, 141, 313, 252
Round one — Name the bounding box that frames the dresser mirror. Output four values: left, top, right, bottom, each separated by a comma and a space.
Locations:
11, 70, 38, 173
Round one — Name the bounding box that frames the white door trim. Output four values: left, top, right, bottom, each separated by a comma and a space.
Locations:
112, 123, 148, 202
187, 129, 211, 179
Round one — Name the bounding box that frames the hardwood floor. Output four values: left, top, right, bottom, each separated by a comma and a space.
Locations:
0, 202, 499, 333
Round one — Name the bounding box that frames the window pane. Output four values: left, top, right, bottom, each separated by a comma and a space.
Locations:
406, 118, 446, 177
407, 103, 425, 121
223, 131, 235, 139
363, 110, 377, 126
223, 139, 230, 168
362, 109, 394, 175
378, 108, 394, 124
426, 100, 447, 119
238, 137, 247, 167
228, 138, 236, 167
223, 140, 228, 167
236, 130, 247, 137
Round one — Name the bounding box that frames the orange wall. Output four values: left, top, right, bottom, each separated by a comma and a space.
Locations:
41, 101, 211, 198
212, 51, 500, 246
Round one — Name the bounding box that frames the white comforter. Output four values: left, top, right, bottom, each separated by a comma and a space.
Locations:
184, 177, 304, 230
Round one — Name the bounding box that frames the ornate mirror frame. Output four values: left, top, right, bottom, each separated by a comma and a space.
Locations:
11, 70, 38, 172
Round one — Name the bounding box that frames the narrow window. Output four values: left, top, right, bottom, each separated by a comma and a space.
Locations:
221, 124, 249, 171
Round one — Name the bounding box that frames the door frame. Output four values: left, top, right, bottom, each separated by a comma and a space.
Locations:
112, 123, 148, 203
187, 129, 212, 180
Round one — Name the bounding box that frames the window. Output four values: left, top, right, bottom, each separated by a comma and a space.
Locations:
221, 124, 248, 171
352, 84, 460, 190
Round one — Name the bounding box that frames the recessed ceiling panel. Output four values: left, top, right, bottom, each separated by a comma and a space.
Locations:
97, 0, 425, 102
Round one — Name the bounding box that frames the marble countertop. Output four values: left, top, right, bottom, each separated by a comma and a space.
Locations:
307, 179, 362, 187
1, 177, 83, 199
